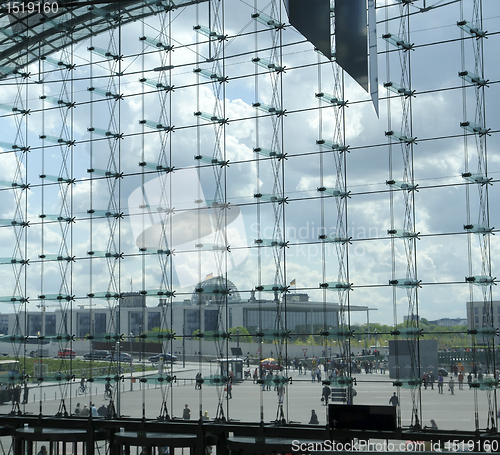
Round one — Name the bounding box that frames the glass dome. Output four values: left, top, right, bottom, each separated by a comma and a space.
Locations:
190, 276, 241, 304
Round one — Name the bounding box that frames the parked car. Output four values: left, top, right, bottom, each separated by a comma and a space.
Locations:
260, 358, 283, 371
57, 348, 76, 358
83, 350, 110, 361
29, 349, 49, 358
149, 353, 177, 363
106, 352, 132, 362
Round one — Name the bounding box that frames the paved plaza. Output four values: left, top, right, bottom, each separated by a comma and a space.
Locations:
1, 362, 492, 433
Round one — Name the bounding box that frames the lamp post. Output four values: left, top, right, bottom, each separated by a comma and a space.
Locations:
139, 325, 142, 362
116, 340, 121, 416
182, 324, 186, 368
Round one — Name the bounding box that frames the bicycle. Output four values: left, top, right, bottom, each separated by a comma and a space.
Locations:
103, 386, 113, 400
77, 384, 89, 396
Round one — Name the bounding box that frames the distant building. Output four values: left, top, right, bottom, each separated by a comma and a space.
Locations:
403, 315, 419, 323
120, 292, 146, 308
427, 318, 467, 327
466, 301, 500, 330
2, 280, 373, 338
0, 314, 8, 335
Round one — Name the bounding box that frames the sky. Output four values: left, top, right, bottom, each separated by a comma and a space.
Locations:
0, 0, 498, 326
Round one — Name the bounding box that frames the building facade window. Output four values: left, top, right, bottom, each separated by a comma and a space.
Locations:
94, 313, 106, 336
148, 312, 161, 332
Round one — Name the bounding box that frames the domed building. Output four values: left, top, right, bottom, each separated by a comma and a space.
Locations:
179, 276, 370, 337
190, 276, 241, 305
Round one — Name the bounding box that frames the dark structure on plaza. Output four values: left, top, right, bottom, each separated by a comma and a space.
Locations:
0, 0, 498, 453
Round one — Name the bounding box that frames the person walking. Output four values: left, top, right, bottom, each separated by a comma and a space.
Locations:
448, 377, 455, 395
277, 383, 285, 403
429, 371, 435, 390
22, 382, 29, 404
389, 392, 399, 406
458, 372, 464, 390
468, 372, 473, 389
322, 384, 331, 406
438, 374, 444, 394
13, 384, 21, 406
195, 372, 202, 390
266, 370, 273, 391
183, 404, 191, 420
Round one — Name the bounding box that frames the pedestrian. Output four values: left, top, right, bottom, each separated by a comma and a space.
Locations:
253, 368, 258, 383
429, 372, 435, 390
91, 402, 98, 417
183, 404, 191, 420
97, 404, 107, 416
277, 383, 285, 403
74, 402, 81, 415
298, 361, 303, 375
14, 384, 21, 406
105, 381, 113, 399
468, 372, 472, 389
458, 371, 464, 390
389, 392, 398, 406
195, 372, 202, 390
226, 380, 232, 399
22, 382, 29, 404
81, 405, 90, 416
448, 377, 455, 395
266, 370, 272, 391
203, 411, 209, 421
438, 374, 444, 394
422, 372, 428, 390
430, 419, 438, 429
37, 445, 47, 455
311, 369, 315, 383
322, 384, 331, 406
309, 409, 319, 424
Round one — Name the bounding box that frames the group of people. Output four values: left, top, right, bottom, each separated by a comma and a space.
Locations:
291, 355, 387, 378
8, 382, 29, 406
74, 402, 110, 417
310, 367, 322, 383
181, 405, 211, 421
422, 370, 475, 394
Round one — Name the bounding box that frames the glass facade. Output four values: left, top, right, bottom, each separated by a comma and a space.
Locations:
0, 0, 497, 444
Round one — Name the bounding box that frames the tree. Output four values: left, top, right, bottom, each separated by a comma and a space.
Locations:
229, 326, 253, 343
